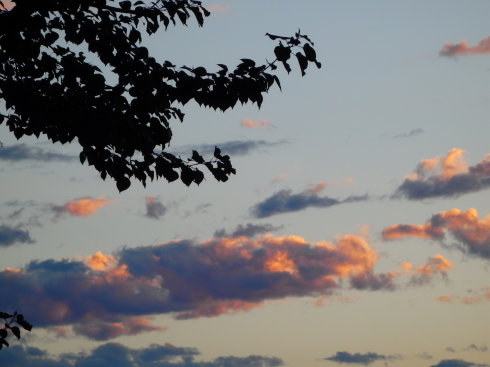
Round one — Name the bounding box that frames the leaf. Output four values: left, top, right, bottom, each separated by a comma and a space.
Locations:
119, 1, 131, 10
191, 150, 204, 164
116, 176, 131, 192
11, 326, 20, 340
303, 43, 317, 62
295, 52, 308, 76
0, 330, 7, 339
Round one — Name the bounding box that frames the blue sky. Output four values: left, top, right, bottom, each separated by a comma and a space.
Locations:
1, 1, 490, 367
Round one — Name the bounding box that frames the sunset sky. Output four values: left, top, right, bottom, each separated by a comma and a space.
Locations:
1, 1, 490, 367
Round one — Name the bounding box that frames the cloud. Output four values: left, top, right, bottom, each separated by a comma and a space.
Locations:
407, 254, 453, 286
395, 148, 490, 199
440, 37, 490, 57
382, 208, 490, 259
438, 290, 490, 305
0, 342, 282, 367
465, 344, 488, 353
0, 233, 409, 338
0, 143, 74, 162
174, 140, 286, 157
431, 360, 489, 367
393, 128, 424, 139
324, 351, 401, 365
144, 196, 167, 219
51, 196, 112, 218
0, 224, 34, 247
240, 119, 274, 129
251, 186, 368, 218
213, 223, 283, 238
206, 4, 228, 13
0, 0, 14, 11
72, 316, 167, 341
417, 352, 433, 360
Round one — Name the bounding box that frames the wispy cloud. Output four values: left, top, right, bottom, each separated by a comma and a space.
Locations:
324, 351, 401, 365
145, 196, 167, 219
240, 119, 274, 129
214, 223, 283, 238
0, 343, 283, 367
0, 224, 33, 247
51, 196, 112, 219
251, 185, 368, 218
382, 208, 490, 260
0, 233, 432, 338
0, 143, 74, 162
438, 289, 490, 305
440, 37, 490, 57
395, 148, 490, 199
393, 128, 424, 139
72, 316, 167, 341
206, 4, 228, 13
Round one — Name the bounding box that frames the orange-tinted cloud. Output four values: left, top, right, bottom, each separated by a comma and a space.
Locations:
396, 149, 490, 199
1, 232, 451, 340
382, 208, 490, 259
53, 196, 112, 218
309, 182, 328, 194
440, 36, 490, 57
0, 0, 15, 10
240, 119, 274, 129
409, 254, 453, 285
438, 290, 490, 305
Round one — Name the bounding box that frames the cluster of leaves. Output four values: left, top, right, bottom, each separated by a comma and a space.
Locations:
0, 311, 32, 349
0, 0, 320, 191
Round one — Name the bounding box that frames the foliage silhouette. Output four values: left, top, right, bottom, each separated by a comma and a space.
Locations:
0, 0, 320, 191
0, 311, 32, 349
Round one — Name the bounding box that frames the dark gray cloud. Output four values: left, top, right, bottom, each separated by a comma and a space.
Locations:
393, 128, 424, 139
324, 351, 401, 365
0, 343, 282, 367
0, 143, 74, 162
251, 189, 368, 218
431, 360, 489, 367
174, 140, 286, 157
0, 224, 34, 247
214, 223, 283, 238
144, 197, 167, 219
464, 344, 488, 353
395, 150, 490, 200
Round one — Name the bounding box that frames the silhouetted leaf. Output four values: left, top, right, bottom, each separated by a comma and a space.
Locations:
10, 327, 20, 340
116, 176, 131, 192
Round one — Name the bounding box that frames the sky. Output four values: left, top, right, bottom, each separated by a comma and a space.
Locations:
1, 1, 490, 367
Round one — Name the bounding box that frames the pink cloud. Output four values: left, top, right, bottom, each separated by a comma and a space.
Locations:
52, 196, 112, 218
440, 37, 490, 57
240, 119, 274, 129
206, 4, 228, 13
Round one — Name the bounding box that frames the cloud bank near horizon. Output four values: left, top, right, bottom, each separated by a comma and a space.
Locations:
0, 232, 449, 340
